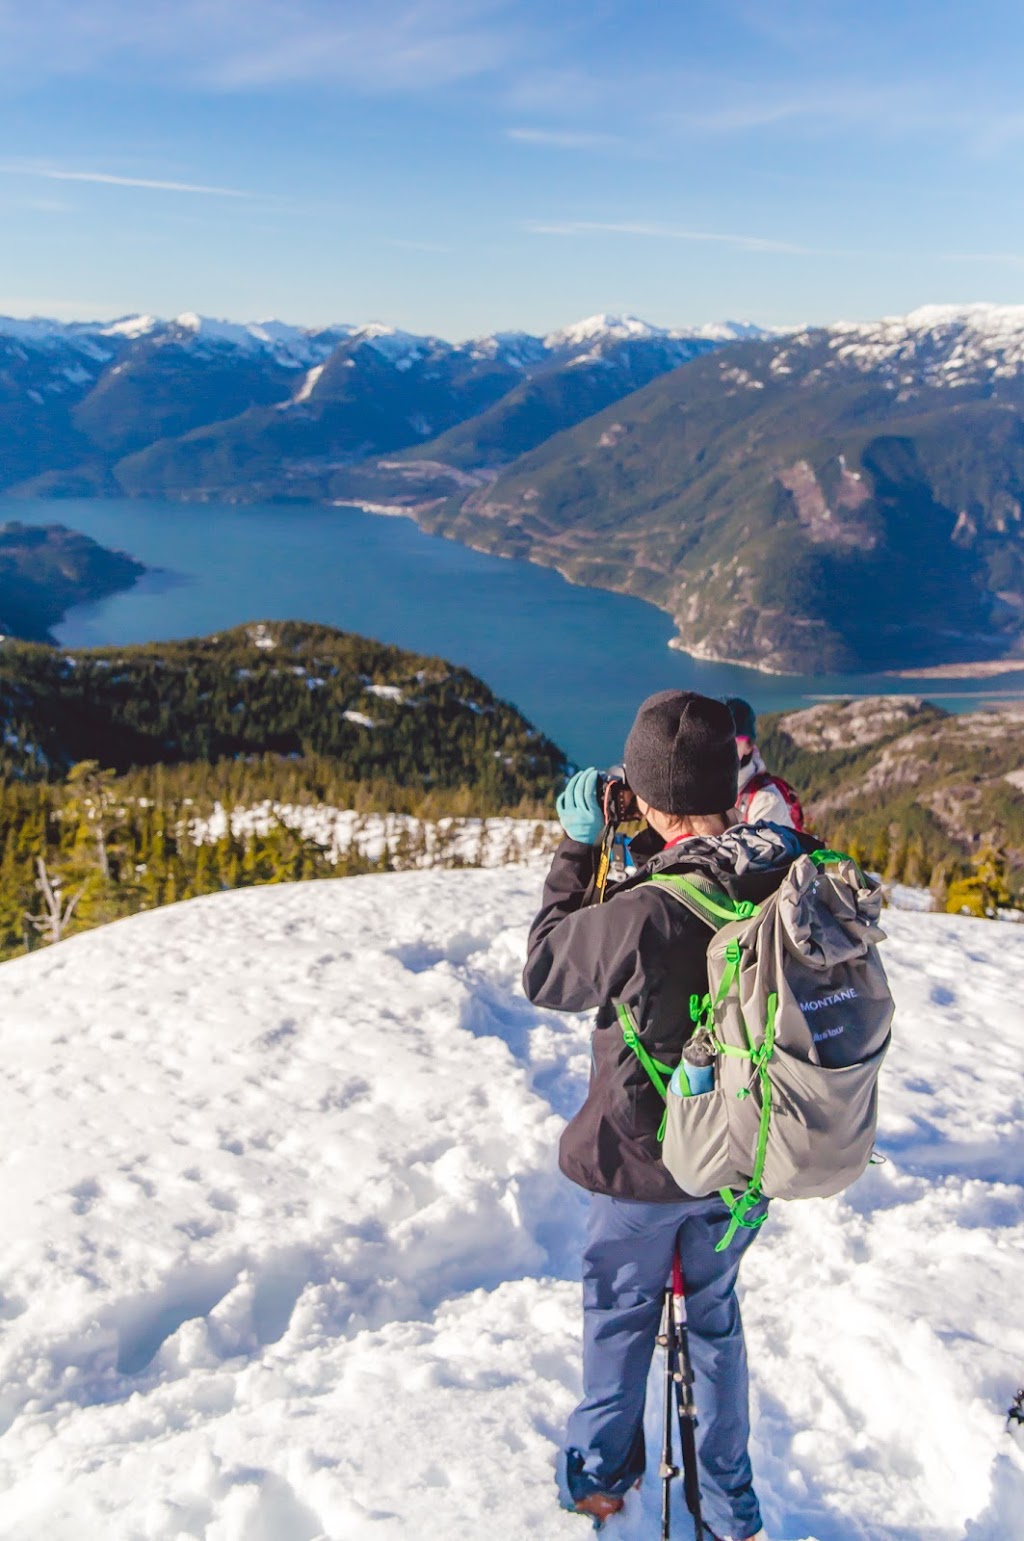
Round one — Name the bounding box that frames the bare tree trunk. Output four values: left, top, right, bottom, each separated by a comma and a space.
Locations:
26, 857, 83, 945
95, 821, 110, 880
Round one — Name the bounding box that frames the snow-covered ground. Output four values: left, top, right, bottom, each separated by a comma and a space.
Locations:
0, 870, 1021, 1540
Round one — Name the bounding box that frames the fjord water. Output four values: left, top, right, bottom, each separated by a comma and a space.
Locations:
8, 496, 1022, 766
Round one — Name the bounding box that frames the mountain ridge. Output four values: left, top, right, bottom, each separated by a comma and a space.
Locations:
0, 309, 764, 505
3, 303, 1024, 673
759, 694, 1024, 903
399, 307, 1024, 673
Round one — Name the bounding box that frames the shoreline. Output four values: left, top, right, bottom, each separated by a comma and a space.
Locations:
341, 498, 1024, 683
338, 498, 805, 677
13, 490, 1024, 689
883, 660, 1024, 680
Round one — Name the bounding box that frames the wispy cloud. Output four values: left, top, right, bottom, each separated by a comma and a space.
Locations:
0, 0, 526, 93
506, 126, 621, 150
969, 113, 1024, 156
665, 77, 1024, 162
666, 79, 944, 140
530, 218, 1024, 268
0, 163, 252, 198
499, 61, 612, 119
526, 219, 819, 256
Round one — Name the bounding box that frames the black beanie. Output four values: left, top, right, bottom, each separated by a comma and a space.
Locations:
623, 690, 738, 815
725, 696, 757, 741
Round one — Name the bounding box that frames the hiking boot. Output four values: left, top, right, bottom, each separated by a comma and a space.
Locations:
574, 1491, 625, 1522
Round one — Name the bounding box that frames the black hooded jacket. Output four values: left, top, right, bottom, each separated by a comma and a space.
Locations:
523, 823, 819, 1203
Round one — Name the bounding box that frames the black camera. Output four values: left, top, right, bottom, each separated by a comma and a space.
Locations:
597, 765, 637, 826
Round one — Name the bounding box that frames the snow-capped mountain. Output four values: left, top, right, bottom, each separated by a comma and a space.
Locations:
0, 311, 352, 366
166, 312, 352, 366
99, 314, 162, 340
544, 312, 676, 349
0, 309, 763, 371
0, 867, 1019, 1537
715, 303, 1024, 399
466, 329, 549, 369
8, 301, 1024, 387
4, 301, 1024, 676
822, 302, 1024, 388
0, 308, 764, 500
542, 312, 765, 352
433, 301, 1024, 674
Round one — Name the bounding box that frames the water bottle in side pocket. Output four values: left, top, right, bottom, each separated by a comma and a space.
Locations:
670, 1033, 716, 1096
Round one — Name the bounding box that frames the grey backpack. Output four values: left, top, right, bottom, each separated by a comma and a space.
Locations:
617, 850, 893, 1249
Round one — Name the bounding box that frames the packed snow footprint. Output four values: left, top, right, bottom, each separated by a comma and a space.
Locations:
0, 869, 1021, 1539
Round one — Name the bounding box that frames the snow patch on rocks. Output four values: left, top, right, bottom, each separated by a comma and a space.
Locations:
778, 695, 935, 751
189, 803, 561, 869
825, 303, 1024, 385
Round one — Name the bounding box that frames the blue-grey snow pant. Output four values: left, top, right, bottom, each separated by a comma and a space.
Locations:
565, 1193, 764, 1541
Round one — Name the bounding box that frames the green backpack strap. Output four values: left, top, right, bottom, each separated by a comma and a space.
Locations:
614, 877, 751, 1107
615, 1002, 675, 1138
651, 875, 759, 1040
808, 846, 869, 887
714, 990, 777, 1251
649, 872, 760, 931
626, 872, 772, 1251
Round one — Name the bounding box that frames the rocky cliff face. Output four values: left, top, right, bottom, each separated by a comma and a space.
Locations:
428, 307, 1024, 673
760, 695, 1024, 892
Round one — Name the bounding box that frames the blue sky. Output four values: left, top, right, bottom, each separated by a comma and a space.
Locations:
2, 0, 1023, 336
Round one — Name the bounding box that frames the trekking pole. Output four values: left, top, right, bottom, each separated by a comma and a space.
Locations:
671, 1248, 704, 1541
1008, 1387, 1024, 1433
657, 1283, 679, 1540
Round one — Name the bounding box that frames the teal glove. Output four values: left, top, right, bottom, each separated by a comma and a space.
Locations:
557, 767, 604, 845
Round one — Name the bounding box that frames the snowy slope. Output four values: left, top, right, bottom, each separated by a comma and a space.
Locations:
542, 314, 766, 351
769, 302, 1024, 388
0, 313, 350, 368
0, 311, 761, 368
0, 870, 1021, 1541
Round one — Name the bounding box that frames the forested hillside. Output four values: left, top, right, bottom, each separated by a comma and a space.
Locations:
407, 306, 1024, 673
761, 695, 1024, 911
0, 620, 564, 796
3, 623, 1022, 961
0, 621, 566, 958
0, 521, 144, 641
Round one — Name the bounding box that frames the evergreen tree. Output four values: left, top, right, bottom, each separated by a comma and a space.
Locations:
928, 859, 950, 912
946, 847, 1011, 919
64, 760, 123, 880
883, 825, 907, 884
902, 838, 926, 890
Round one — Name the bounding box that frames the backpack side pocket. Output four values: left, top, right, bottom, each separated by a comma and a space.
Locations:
662, 1084, 748, 1197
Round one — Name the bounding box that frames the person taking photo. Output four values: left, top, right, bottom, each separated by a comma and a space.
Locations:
524, 690, 817, 1538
